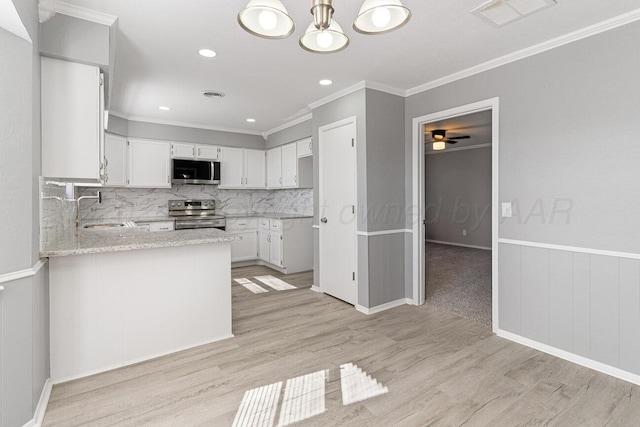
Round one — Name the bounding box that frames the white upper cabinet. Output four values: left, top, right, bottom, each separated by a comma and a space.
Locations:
220, 147, 265, 189
297, 137, 313, 158
219, 147, 244, 188
171, 142, 220, 160
171, 142, 196, 159
41, 57, 105, 183
266, 147, 282, 189
103, 133, 127, 187
196, 145, 220, 160
244, 149, 266, 188
127, 139, 171, 188
281, 143, 297, 188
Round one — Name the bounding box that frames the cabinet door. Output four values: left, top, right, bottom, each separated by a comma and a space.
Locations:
128, 139, 171, 188
196, 145, 219, 160
281, 143, 298, 188
266, 147, 282, 188
219, 147, 244, 188
258, 230, 270, 262
41, 57, 103, 182
244, 149, 266, 188
231, 230, 259, 262
297, 137, 313, 157
270, 232, 283, 267
103, 133, 127, 186
171, 142, 196, 159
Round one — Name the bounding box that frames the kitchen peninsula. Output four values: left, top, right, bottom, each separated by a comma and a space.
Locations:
41, 227, 238, 383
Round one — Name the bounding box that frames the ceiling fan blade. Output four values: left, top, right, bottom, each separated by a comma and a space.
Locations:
445, 139, 458, 144
447, 135, 470, 140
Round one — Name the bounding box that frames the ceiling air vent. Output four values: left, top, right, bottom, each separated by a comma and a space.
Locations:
203, 91, 225, 99
471, 0, 556, 27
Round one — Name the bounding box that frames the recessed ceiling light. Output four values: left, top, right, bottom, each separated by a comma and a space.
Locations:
319, 79, 333, 86
246, 118, 256, 123
159, 106, 171, 111
198, 48, 217, 58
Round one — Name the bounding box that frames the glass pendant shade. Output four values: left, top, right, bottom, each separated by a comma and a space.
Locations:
238, 0, 295, 39
299, 20, 349, 54
432, 141, 446, 151
353, 0, 411, 34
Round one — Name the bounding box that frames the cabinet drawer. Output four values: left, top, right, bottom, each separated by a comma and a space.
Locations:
259, 218, 271, 230
270, 220, 282, 232
226, 218, 258, 231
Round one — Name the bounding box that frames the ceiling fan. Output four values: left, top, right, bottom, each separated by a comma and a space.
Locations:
426, 129, 470, 150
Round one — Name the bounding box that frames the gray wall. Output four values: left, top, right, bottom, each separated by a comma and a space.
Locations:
108, 115, 266, 149
425, 147, 492, 248
266, 118, 312, 149
405, 20, 640, 375
311, 88, 406, 307
0, 0, 50, 425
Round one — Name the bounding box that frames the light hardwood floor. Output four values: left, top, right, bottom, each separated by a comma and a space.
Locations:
43, 266, 640, 426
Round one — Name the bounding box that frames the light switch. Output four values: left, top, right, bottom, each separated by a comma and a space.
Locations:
501, 202, 512, 218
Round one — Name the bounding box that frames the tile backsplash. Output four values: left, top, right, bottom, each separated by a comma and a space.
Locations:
76, 186, 313, 220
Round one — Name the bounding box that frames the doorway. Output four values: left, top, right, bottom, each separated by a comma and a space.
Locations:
411, 98, 499, 332
424, 111, 493, 325
318, 117, 357, 305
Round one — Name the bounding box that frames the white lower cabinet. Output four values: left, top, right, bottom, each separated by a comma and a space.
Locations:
227, 218, 259, 262
249, 217, 312, 273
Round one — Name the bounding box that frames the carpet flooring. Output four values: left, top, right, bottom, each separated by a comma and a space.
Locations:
425, 242, 492, 326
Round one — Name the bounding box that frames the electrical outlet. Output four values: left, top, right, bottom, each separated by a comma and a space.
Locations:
462, 229, 467, 236
501, 202, 512, 218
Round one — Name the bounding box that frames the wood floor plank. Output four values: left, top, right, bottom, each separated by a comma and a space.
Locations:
43, 265, 640, 427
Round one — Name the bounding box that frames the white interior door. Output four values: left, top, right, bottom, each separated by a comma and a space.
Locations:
319, 117, 357, 305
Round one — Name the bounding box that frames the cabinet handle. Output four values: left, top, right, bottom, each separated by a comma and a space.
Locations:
198, 148, 201, 157
309, 141, 312, 152
167, 175, 170, 184
294, 175, 297, 184
279, 177, 282, 185
193, 147, 196, 157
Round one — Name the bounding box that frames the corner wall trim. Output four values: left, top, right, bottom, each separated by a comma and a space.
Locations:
426, 240, 491, 251
498, 238, 640, 260
497, 329, 640, 387
310, 285, 323, 293
357, 229, 412, 237
0, 259, 48, 285
405, 9, 640, 97
356, 298, 411, 315
22, 378, 52, 427
55, 1, 118, 26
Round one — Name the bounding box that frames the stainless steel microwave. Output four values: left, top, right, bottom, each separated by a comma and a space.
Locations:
172, 159, 221, 185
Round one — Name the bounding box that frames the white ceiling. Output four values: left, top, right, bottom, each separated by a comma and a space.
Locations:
59, 0, 640, 135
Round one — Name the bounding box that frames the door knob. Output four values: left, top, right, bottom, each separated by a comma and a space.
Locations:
321, 217, 328, 223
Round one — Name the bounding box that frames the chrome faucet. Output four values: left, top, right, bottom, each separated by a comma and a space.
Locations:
76, 191, 102, 225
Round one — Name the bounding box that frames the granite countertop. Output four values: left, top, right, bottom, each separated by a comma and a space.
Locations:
41, 227, 238, 258
225, 213, 313, 220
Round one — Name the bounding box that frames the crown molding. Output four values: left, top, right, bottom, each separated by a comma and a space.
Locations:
308, 81, 366, 110
54, 1, 118, 26
109, 111, 264, 137
264, 114, 313, 138
364, 81, 405, 97
406, 8, 640, 97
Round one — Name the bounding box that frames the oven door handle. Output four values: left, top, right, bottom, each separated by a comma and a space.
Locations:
176, 220, 225, 227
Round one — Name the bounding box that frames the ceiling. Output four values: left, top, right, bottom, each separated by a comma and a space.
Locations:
59, 0, 640, 135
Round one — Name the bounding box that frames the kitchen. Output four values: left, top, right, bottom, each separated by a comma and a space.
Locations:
4, 0, 640, 426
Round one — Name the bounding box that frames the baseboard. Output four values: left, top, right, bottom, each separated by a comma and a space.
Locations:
231, 259, 287, 274
310, 285, 323, 293
497, 329, 640, 387
22, 378, 52, 427
51, 334, 235, 384
356, 298, 411, 315
425, 239, 491, 251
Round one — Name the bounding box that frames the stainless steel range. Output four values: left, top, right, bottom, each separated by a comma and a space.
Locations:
168, 199, 225, 230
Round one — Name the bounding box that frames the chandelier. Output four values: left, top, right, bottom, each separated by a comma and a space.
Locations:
238, 0, 411, 54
